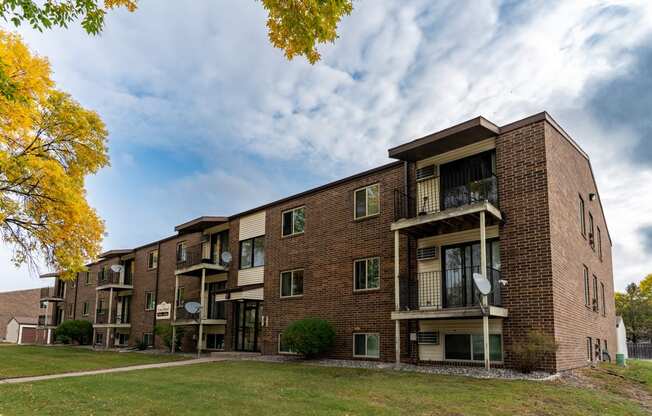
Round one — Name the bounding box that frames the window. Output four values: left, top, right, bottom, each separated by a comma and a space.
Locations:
143, 332, 153, 347
97, 300, 105, 315
587, 337, 592, 361
95, 332, 104, 345
67, 303, 73, 318
239, 236, 265, 269
282, 206, 305, 237
597, 227, 602, 260
176, 286, 185, 308
82, 301, 89, 316
354, 184, 380, 219
206, 333, 224, 350
116, 333, 129, 346
583, 265, 590, 307
579, 196, 586, 236
280, 269, 304, 297
593, 275, 599, 312
588, 213, 595, 249
604, 339, 608, 354
39, 300, 47, 309
147, 250, 158, 269
145, 292, 155, 310
353, 333, 380, 358
176, 242, 187, 262
444, 334, 503, 362
354, 257, 380, 291
278, 333, 297, 354
601, 282, 606, 317
85, 272, 91, 285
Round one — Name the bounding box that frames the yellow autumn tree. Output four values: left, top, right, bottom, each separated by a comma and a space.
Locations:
0, 30, 108, 280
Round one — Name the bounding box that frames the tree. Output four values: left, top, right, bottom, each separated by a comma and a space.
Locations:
0, 30, 108, 280
0, 0, 353, 65
615, 280, 652, 343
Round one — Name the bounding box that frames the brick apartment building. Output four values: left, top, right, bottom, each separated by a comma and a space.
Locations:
0, 288, 44, 342
39, 112, 615, 372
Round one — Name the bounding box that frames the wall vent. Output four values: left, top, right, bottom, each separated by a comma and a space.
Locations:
416, 165, 437, 181
417, 331, 440, 345
416, 246, 438, 261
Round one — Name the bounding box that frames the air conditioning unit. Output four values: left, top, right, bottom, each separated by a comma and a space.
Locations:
416, 165, 437, 181
417, 331, 440, 345
416, 246, 438, 261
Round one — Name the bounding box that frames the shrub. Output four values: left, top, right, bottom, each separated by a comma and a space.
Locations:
135, 339, 148, 351
54, 320, 93, 345
282, 318, 335, 358
154, 323, 183, 352
512, 330, 559, 373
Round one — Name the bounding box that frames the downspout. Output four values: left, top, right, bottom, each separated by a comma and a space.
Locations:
403, 160, 414, 362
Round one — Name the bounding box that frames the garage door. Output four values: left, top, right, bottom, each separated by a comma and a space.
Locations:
20, 327, 36, 344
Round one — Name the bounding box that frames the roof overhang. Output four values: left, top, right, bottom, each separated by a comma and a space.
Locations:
388, 116, 500, 162
99, 249, 134, 259
39, 272, 59, 279
175, 216, 228, 233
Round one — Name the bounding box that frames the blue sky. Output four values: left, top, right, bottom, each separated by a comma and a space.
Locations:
2, 0, 652, 292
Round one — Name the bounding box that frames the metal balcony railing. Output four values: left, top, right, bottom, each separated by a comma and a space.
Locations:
176, 244, 227, 270
40, 286, 63, 299
394, 175, 498, 221
94, 310, 130, 325
399, 267, 502, 311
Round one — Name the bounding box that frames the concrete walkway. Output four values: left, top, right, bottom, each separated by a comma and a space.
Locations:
0, 356, 223, 385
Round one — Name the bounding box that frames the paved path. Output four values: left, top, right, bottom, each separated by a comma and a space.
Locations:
0, 357, 223, 385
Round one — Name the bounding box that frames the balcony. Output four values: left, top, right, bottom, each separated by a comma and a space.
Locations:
94, 310, 131, 327
175, 244, 228, 277
173, 299, 226, 325
37, 314, 59, 327
96, 270, 133, 290
40, 286, 64, 302
392, 268, 507, 320
392, 175, 502, 237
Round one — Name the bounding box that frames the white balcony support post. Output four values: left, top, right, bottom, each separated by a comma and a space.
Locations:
394, 230, 401, 366
94, 291, 99, 323
107, 288, 114, 349
197, 269, 206, 358
480, 211, 490, 370
172, 275, 179, 353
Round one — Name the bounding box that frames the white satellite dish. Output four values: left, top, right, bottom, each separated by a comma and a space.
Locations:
184, 301, 202, 314
110, 264, 123, 273
472, 273, 492, 296
221, 251, 232, 264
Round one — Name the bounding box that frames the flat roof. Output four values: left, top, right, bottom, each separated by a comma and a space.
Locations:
98, 249, 134, 259
175, 216, 228, 233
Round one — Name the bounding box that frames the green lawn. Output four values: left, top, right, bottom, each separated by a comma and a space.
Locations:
0, 345, 185, 379
0, 360, 650, 416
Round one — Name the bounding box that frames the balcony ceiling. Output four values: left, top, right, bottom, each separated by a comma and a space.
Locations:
388, 116, 499, 162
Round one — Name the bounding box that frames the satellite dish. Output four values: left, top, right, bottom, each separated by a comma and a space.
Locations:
110, 264, 123, 273
472, 273, 492, 296
221, 251, 232, 264
184, 301, 202, 314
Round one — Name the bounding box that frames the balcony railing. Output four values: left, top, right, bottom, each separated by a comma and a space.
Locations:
175, 298, 201, 321
176, 244, 227, 270
394, 175, 498, 221
94, 310, 130, 325
97, 270, 131, 286
37, 315, 59, 326
206, 301, 226, 320
40, 286, 63, 299
399, 267, 502, 311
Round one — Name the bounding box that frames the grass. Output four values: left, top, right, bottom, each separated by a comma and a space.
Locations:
0, 360, 650, 416
0, 345, 185, 379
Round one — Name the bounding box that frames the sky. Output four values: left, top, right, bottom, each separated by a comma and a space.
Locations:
1, 0, 652, 293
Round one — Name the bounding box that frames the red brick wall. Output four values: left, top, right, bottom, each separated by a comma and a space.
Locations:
0, 289, 42, 340
545, 123, 616, 371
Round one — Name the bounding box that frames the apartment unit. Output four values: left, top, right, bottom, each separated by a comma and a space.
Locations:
41, 112, 615, 372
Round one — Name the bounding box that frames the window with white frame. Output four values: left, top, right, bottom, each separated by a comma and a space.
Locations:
583, 265, 590, 307
145, 292, 155, 310
353, 333, 380, 358
143, 332, 154, 346
280, 269, 304, 298
176, 242, 187, 263
444, 334, 503, 362
176, 286, 185, 308
239, 236, 265, 269
354, 257, 380, 291
278, 333, 297, 354
282, 206, 305, 237
354, 184, 380, 219
148, 250, 158, 269
82, 301, 89, 316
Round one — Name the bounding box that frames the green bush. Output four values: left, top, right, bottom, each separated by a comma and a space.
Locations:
54, 320, 93, 345
135, 339, 148, 351
282, 318, 335, 358
512, 330, 559, 373
154, 323, 183, 352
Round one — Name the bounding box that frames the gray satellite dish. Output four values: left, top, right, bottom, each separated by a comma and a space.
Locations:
221, 251, 232, 264
184, 301, 202, 314
110, 264, 123, 273
472, 273, 492, 296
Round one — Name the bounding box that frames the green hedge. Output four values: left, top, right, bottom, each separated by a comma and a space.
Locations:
282, 318, 335, 358
54, 320, 93, 345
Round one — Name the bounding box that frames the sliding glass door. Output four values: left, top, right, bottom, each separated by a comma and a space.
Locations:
443, 240, 500, 308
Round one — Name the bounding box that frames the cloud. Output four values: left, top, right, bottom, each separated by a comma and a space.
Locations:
639, 226, 652, 253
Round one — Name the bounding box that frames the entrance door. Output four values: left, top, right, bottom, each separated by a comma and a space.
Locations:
234, 301, 261, 352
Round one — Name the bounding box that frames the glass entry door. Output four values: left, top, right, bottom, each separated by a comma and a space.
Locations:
234, 301, 261, 352
443, 240, 500, 308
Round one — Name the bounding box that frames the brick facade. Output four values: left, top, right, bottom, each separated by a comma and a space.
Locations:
0, 288, 42, 341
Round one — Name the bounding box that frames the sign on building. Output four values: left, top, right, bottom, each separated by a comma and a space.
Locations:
156, 302, 171, 320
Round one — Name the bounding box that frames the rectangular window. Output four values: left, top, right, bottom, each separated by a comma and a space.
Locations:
206, 333, 224, 350
143, 332, 153, 347
97, 300, 105, 315
589, 213, 595, 249
583, 265, 590, 307
176, 287, 185, 308
82, 301, 89, 316
239, 236, 265, 269
145, 292, 155, 310
593, 275, 599, 312
579, 196, 586, 236
148, 250, 158, 269
445, 334, 503, 362
604, 339, 608, 354
67, 303, 73, 319
95, 332, 104, 345
282, 206, 305, 237
279, 333, 297, 354
354, 184, 380, 219
597, 227, 602, 260
353, 333, 380, 358
280, 269, 304, 298
601, 282, 606, 316
354, 257, 380, 291
176, 242, 187, 262
85, 272, 91, 285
